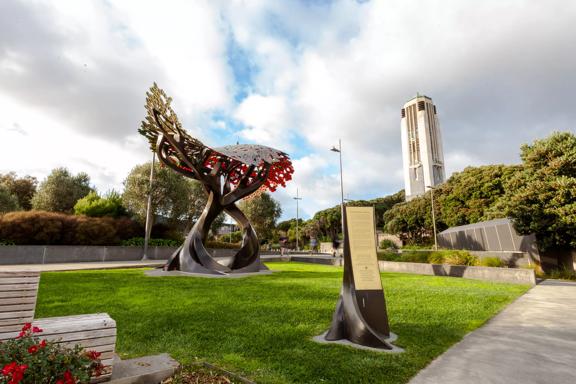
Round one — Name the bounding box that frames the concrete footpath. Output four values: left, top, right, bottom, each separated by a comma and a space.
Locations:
410, 279, 576, 384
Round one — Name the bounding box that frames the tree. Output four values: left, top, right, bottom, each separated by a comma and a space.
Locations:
238, 193, 282, 242
31, 168, 93, 213
0, 185, 20, 214
122, 162, 205, 230
74, 190, 127, 218
437, 164, 520, 226
383, 194, 443, 245
0, 172, 37, 210
499, 131, 576, 251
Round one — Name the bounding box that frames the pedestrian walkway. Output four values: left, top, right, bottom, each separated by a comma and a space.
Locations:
409, 279, 576, 384
0, 260, 165, 272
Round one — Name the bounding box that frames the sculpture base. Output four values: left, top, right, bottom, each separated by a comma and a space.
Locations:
145, 268, 275, 278
313, 331, 404, 353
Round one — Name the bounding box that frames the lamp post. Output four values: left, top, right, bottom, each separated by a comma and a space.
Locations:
330, 139, 345, 238
143, 152, 156, 260
293, 188, 302, 252
426, 185, 438, 250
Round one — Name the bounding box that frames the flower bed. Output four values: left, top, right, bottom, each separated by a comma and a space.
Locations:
0, 324, 103, 383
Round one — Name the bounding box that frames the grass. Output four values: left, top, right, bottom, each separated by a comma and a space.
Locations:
35, 263, 529, 384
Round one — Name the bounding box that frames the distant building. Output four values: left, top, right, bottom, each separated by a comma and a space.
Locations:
400, 94, 445, 201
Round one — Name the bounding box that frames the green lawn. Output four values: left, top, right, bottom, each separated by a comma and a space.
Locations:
35, 263, 529, 384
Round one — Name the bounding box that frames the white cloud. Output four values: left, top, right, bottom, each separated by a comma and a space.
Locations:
234, 94, 292, 149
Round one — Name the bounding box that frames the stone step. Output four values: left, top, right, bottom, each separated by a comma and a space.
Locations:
108, 353, 179, 384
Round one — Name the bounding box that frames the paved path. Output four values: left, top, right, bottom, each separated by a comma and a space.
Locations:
410, 279, 576, 384
0, 260, 165, 272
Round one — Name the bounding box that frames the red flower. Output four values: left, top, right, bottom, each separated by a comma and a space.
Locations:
27, 345, 38, 354
39, 339, 47, 348
32, 326, 42, 333
86, 350, 101, 360
2, 362, 17, 375
21, 323, 31, 332
63, 370, 75, 384
4, 364, 27, 384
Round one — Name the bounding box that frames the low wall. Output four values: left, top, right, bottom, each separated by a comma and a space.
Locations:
378, 261, 536, 285
0, 245, 178, 264
280, 255, 535, 285
291, 255, 343, 266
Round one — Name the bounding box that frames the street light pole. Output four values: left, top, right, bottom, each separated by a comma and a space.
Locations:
293, 188, 302, 252
330, 139, 345, 238
426, 185, 438, 250
143, 152, 156, 260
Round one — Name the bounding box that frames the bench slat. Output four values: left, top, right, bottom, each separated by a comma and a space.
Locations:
0, 303, 37, 312
0, 280, 38, 284
0, 310, 35, 320
0, 297, 37, 305
0, 290, 38, 298
0, 284, 39, 291
0, 272, 40, 278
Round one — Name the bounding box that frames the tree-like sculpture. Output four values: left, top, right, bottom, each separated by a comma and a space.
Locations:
139, 84, 294, 274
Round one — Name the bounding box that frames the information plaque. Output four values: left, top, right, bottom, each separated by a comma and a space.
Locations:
347, 207, 383, 291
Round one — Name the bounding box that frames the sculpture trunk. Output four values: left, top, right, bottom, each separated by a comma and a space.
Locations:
165, 191, 266, 274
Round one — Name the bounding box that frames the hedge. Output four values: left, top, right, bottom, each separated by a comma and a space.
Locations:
0, 211, 142, 245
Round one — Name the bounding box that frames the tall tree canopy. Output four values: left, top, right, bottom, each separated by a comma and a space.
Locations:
122, 162, 207, 230
437, 164, 520, 227
499, 131, 576, 250
0, 172, 37, 210
0, 185, 20, 214
238, 192, 282, 242
31, 168, 93, 213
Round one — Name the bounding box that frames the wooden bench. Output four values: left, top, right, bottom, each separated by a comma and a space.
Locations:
0, 272, 116, 382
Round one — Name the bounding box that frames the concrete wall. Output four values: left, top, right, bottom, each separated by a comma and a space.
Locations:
281, 255, 535, 285
0, 246, 178, 264
378, 261, 536, 285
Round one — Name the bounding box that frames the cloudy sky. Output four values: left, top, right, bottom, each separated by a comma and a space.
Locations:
1, 0, 575, 220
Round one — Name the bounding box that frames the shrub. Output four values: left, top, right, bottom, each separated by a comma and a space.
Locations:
379, 239, 398, 250
427, 252, 445, 264
0, 211, 141, 245
546, 268, 576, 281
377, 251, 401, 261
121, 237, 181, 247
399, 251, 430, 263
206, 241, 241, 249
478, 257, 506, 268
73, 191, 127, 218
442, 251, 478, 266
0, 323, 104, 383
218, 231, 243, 244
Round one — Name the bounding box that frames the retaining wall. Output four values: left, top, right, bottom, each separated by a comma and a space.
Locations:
0, 246, 178, 264
378, 261, 536, 285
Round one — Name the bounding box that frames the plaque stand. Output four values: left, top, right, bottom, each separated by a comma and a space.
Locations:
322, 207, 401, 351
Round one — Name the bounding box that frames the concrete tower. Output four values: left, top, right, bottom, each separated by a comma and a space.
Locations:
400, 94, 445, 201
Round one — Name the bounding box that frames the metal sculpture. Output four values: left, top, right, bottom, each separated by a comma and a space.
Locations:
139, 84, 294, 274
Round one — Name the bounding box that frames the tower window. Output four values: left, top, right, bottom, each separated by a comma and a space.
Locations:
433, 105, 437, 114
417, 101, 425, 111
401, 108, 406, 118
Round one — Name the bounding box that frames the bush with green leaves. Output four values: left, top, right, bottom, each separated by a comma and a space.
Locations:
0, 323, 104, 383
477, 257, 506, 268
74, 191, 127, 218
379, 239, 398, 250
